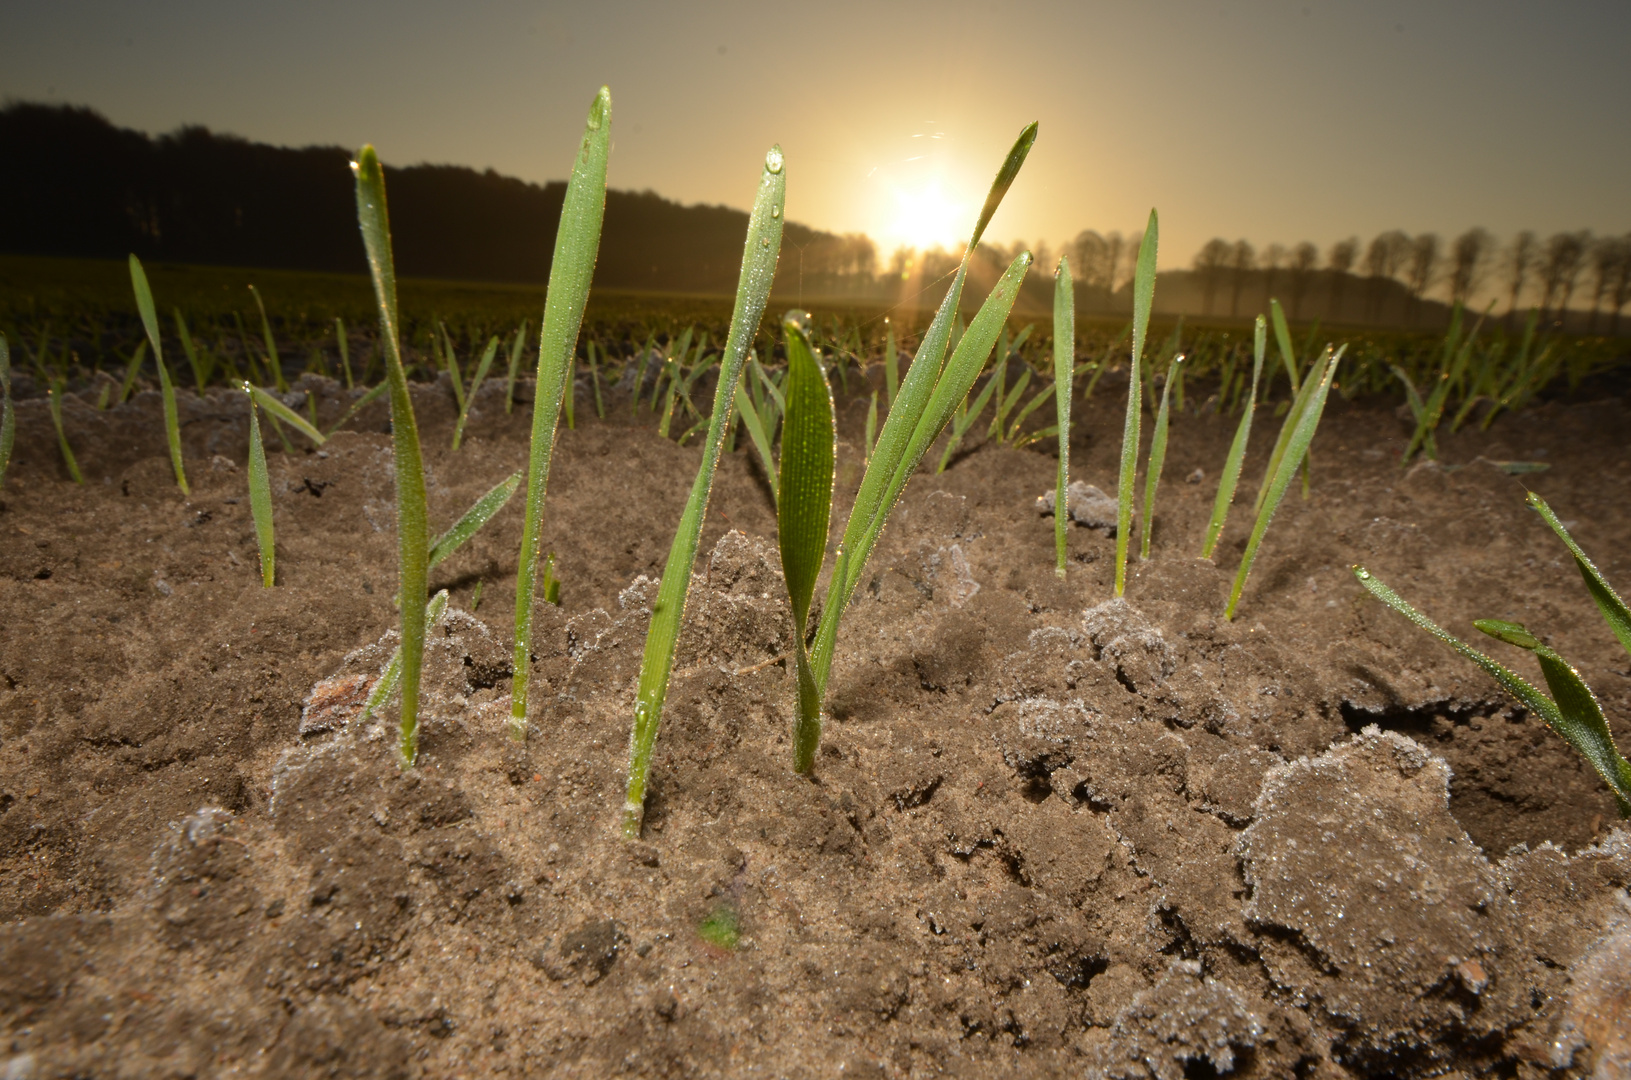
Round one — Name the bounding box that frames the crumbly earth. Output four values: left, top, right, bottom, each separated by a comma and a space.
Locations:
2, 368, 1630, 1079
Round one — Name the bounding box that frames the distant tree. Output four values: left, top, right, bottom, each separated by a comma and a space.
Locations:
1448, 227, 1492, 306
1503, 230, 1537, 329
1327, 237, 1359, 320
1261, 242, 1287, 310
1610, 234, 1631, 336
1363, 230, 1411, 322
1405, 233, 1440, 324
1287, 241, 1318, 319
1193, 238, 1231, 315
1104, 232, 1128, 293
1583, 236, 1622, 334
1228, 239, 1256, 318
1537, 230, 1590, 325
1071, 230, 1108, 290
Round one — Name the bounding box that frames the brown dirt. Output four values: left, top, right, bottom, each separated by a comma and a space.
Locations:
2, 370, 1630, 1079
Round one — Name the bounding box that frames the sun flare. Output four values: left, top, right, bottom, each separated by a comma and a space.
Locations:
883, 180, 964, 253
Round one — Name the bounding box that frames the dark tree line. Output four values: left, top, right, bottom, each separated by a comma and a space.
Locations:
1182, 225, 1630, 333
0, 103, 874, 293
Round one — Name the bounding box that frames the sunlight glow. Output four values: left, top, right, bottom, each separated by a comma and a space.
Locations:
882, 180, 965, 253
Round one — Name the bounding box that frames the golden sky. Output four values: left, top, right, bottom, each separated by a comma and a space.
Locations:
3, 0, 1628, 267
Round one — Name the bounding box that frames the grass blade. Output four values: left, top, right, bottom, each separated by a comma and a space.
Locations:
129, 256, 190, 496
174, 309, 209, 392
335, 317, 353, 389
1053, 256, 1074, 577
1253, 334, 1329, 516
362, 590, 451, 724
248, 284, 286, 392
511, 88, 613, 740
884, 324, 899, 409
624, 144, 785, 834
779, 315, 836, 772
1354, 568, 1631, 815
1526, 494, 1631, 659
429, 471, 522, 569
1226, 346, 1343, 619
452, 335, 500, 450
733, 380, 778, 503
1141, 356, 1181, 560
246, 393, 275, 586
118, 341, 147, 404
936, 365, 1001, 473
324, 381, 388, 437
1116, 209, 1159, 596
1201, 317, 1266, 559
353, 145, 431, 768
47, 382, 83, 483
504, 321, 528, 414
246, 384, 326, 446
1269, 299, 1300, 396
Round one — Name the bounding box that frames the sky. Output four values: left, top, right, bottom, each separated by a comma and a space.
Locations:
3, 0, 1628, 270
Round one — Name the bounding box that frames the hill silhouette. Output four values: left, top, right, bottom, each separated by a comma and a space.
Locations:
0, 103, 876, 295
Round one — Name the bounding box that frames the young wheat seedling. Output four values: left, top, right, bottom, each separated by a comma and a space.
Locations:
130, 256, 191, 495
511, 88, 613, 741
353, 145, 431, 767
1200, 316, 1266, 559
623, 144, 785, 836
1115, 211, 1159, 596
244, 388, 276, 586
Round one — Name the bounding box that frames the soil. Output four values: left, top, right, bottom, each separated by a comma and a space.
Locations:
2, 367, 1630, 1079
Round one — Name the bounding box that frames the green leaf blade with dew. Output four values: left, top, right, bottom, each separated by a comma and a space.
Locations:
1116, 209, 1159, 596
352, 145, 431, 769
1355, 567, 1631, 815
246, 384, 326, 446
512, 87, 613, 739
623, 143, 785, 837
1202, 317, 1266, 559
1527, 493, 1631, 660
1226, 346, 1343, 619
429, 471, 521, 570
129, 256, 190, 495
246, 394, 276, 587
778, 314, 836, 773
1141, 356, 1181, 561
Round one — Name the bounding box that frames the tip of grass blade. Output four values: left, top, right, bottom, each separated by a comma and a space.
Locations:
969, 122, 1038, 249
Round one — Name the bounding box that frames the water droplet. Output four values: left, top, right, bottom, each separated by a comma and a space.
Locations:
761, 238, 770, 248
1356, 568, 1371, 580
765, 147, 784, 174
771, 206, 780, 218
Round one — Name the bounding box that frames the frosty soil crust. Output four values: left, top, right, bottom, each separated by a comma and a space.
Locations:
2, 376, 1630, 1078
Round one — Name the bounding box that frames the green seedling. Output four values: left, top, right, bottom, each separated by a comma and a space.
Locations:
623, 144, 786, 837
1200, 316, 1266, 559
452, 335, 501, 450
174, 310, 210, 391
588, 340, 606, 418
864, 390, 879, 464
47, 380, 83, 483
429, 471, 521, 570
511, 88, 613, 741
1253, 317, 1329, 517
1353, 555, 1631, 816
1052, 255, 1074, 577
884, 324, 899, 408
775, 125, 1038, 775
129, 256, 190, 496
1225, 345, 1344, 619
734, 378, 779, 503
698, 906, 740, 950
629, 331, 654, 416
362, 590, 451, 725
335, 317, 353, 389
504, 321, 528, 414
118, 341, 147, 404
1140, 356, 1181, 560
323, 382, 388, 437
469, 579, 484, 613
244, 384, 326, 446
245, 391, 275, 586
1527, 493, 1631, 657
541, 553, 562, 606
248, 284, 287, 392
0, 334, 14, 489
777, 314, 836, 769
353, 145, 431, 768
1115, 210, 1160, 596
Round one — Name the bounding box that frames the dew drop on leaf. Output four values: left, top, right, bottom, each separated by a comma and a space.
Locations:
765, 147, 784, 174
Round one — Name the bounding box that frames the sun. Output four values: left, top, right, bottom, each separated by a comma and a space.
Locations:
883, 180, 964, 253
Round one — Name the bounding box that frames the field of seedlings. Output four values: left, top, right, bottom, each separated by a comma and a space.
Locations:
2, 101, 1630, 1080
